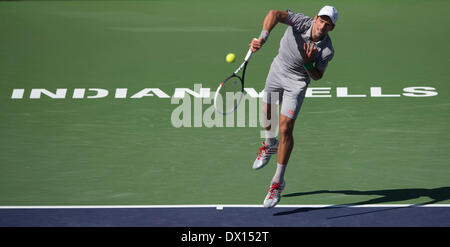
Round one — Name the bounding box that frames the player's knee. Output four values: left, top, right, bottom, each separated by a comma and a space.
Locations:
279, 122, 293, 138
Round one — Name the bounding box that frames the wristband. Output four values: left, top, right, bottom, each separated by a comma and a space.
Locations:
303, 61, 314, 71
259, 30, 270, 42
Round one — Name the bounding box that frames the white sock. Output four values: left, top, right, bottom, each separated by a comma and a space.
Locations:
272, 163, 286, 184
265, 130, 276, 146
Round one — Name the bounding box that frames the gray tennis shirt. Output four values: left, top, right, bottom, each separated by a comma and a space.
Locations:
268, 10, 334, 84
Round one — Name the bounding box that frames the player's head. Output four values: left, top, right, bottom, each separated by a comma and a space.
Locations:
318, 5, 338, 25
312, 5, 338, 40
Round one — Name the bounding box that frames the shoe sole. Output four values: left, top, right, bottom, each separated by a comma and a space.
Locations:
252, 159, 270, 170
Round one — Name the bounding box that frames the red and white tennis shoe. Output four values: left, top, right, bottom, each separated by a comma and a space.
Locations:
263, 180, 286, 208
252, 140, 279, 170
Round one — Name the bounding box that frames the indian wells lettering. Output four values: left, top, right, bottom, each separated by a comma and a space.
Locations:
10, 85, 438, 99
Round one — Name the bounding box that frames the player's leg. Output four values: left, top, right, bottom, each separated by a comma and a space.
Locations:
263, 81, 308, 208
263, 114, 293, 208
261, 100, 281, 145
262, 103, 274, 143
273, 114, 295, 182
253, 88, 282, 170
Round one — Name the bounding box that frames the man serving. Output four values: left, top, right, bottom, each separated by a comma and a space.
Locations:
250, 6, 338, 208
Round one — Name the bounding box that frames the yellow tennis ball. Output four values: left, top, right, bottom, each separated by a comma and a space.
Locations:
226, 53, 236, 63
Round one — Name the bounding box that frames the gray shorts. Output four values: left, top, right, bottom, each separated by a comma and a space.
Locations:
262, 69, 309, 120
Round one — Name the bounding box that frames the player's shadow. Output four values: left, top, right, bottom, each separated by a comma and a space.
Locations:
274, 186, 450, 216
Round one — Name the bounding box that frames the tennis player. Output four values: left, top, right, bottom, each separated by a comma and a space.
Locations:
250, 6, 338, 208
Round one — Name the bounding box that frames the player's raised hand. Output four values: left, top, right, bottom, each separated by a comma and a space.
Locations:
301, 41, 318, 63
250, 37, 264, 52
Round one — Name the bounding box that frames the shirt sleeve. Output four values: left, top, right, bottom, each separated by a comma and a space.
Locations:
284, 9, 311, 31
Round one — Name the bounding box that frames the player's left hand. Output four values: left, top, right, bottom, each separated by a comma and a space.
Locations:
301, 41, 318, 63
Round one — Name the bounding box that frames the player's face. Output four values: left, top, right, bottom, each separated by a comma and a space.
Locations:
313, 15, 334, 39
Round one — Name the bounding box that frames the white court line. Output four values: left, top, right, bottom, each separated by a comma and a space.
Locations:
0, 204, 449, 210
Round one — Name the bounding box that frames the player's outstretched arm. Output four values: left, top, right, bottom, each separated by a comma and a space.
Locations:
262, 10, 289, 32
250, 10, 288, 52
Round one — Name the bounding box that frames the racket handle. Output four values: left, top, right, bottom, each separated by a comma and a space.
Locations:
244, 48, 253, 61
245, 38, 257, 61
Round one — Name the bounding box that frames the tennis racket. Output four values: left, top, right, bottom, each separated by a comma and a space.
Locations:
214, 46, 254, 115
